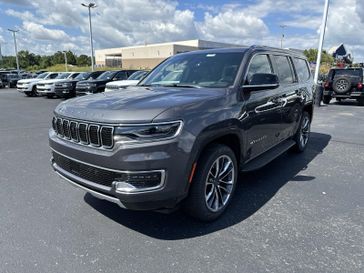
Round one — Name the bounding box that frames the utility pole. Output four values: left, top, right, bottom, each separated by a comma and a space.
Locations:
8, 29, 20, 75
314, 0, 330, 85
81, 3, 97, 71
279, 25, 287, 48
63, 51, 68, 72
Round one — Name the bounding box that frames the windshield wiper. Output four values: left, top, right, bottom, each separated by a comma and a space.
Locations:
159, 83, 201, 88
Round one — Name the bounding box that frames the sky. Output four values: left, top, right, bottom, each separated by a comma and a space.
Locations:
0, 0, 364, 61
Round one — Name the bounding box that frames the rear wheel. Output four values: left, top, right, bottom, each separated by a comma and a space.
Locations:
292, 111, 311, 153
323, 96, 331, 104
184, 144, 238, 221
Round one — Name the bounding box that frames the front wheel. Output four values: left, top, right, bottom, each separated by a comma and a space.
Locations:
184, 144, 238, 221
292, 112, 311, 153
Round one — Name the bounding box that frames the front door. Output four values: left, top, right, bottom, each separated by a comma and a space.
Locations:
241, 54, 283, 160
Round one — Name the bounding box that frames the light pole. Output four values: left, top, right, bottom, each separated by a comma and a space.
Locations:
314, 0, 330, 85
81, 2, 97, 71
8, 29, 20, 75
279, 25, 287, 48
63, 51, 68, 72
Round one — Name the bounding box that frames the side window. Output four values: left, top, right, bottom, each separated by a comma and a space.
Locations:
293, 58, 310, 82
272, 55, 294, 84
114, 72, 127, 80
49, 73, 58, 79
70, 73, 79, 79
246, 54, 272, 83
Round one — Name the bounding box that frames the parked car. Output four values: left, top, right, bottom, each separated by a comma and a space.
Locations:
49, 46, 314, 221
104, 70, 148, 92
0, 78, 3, 88
4, 72, 21, 88
17, 72, 59, 97
323, 67, 364, 105
37, 72, 80, 98
75, 70, 138, 95
54, 71, 104, 99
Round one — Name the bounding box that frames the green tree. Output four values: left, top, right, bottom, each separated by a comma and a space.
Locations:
77, 54, 91, 66
303, 49, 334, 64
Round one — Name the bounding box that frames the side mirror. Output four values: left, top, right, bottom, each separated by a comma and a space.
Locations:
243, 73, 279, 92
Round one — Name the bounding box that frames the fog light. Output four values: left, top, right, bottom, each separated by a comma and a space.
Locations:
114, 171, 165, 193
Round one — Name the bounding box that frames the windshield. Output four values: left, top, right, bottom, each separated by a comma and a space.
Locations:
97, 71, 117, 80
56, 73, 71, 79
139, 52, 244, 88
37, 72, 48, 79
75, 72, 91, 80
128, 71, 148, 80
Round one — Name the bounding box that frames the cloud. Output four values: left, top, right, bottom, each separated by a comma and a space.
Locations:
22, 21, 71, 41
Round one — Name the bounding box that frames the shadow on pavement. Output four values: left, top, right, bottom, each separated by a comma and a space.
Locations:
84, 132, 331, 240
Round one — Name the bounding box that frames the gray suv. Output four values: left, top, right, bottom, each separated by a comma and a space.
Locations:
49, 46, 314, 221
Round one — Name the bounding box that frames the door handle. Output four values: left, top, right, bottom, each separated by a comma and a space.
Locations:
255, 98, 286, 113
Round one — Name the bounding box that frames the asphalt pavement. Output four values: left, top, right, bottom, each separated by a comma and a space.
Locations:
0, 88, 363, 273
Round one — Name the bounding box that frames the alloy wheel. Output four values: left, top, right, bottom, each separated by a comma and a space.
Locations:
205, 155, 235, 212
299, 115, 310, 148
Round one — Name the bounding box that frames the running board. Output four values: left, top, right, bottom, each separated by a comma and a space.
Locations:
241, 139, 296, 172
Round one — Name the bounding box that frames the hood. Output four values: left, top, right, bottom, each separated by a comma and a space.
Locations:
37, 79, 64, 84
18, 78, 43, 84
106, 80, 139, 87
77, 79, 108, 85
55, 86, 225, 123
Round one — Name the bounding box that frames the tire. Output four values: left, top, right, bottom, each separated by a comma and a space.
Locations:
46, 94, 54, 99
332, 76, 351, 94
358, 98, 364, 106
323, 96, 331, 104
25, 92, 33, 97
292, 111, 311, 153
184, 144, 238, 221
32, 86, 38, 97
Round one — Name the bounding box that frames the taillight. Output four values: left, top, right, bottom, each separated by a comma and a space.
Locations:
357, 82, 363, 90
324, 81, 330, 89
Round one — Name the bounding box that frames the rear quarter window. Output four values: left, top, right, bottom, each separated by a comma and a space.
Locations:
272, 55, 295, 84
293, 58, 311, 82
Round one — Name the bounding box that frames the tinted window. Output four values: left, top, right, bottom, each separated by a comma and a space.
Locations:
272, 55, 294, 84
97, 71, 117, 80
247, 55, 272, 83
114, 71, 128, 80
293, 58, 310, 81
49, 73, 58, 79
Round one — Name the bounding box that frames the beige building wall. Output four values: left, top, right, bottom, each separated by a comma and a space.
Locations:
95, 39, 242, 68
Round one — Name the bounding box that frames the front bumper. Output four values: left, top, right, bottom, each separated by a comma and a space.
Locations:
55, 86, 73, 97
76, 86, 97, 95
49, 129, 194, 210
17, 84, 31, 92
37, 85, 55, 95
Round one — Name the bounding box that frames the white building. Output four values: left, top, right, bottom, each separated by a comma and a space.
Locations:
95, 39, 242, 69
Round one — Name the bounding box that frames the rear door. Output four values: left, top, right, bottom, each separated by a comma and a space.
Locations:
242, 54, 284, 160
270, 55, 301, 141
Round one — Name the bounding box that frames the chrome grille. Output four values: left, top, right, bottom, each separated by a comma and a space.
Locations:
53, 117, 114, 149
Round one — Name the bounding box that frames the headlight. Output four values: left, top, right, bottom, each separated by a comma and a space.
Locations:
114, 121, 183, 143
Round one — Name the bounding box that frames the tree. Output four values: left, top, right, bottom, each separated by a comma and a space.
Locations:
77, 54, 91, 66
303, 49, 334, 64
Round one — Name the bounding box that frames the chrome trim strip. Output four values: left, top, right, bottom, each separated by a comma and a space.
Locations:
53, 166, 126, 208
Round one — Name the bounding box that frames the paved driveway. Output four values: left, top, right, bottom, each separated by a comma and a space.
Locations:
0, 89, 363, 273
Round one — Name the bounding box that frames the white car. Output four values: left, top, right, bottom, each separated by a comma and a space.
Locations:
104, 70, 148, 92
17, 72, 59, 97
36, 72, 80, 98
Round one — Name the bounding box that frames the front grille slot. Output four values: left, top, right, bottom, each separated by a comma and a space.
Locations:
63, 120, 70, 139
78, 123, 88, 144
101, 127, 113, 148
52, 117, 114, 149
89, 125, 100, 146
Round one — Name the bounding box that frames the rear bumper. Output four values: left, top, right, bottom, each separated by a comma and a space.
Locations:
323, 90, 364, 99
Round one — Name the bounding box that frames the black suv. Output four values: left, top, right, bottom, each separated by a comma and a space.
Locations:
54, 71, 104, 99
75, 70, 138, 95
50, 46, 314, 221
323, 68, 364, 105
